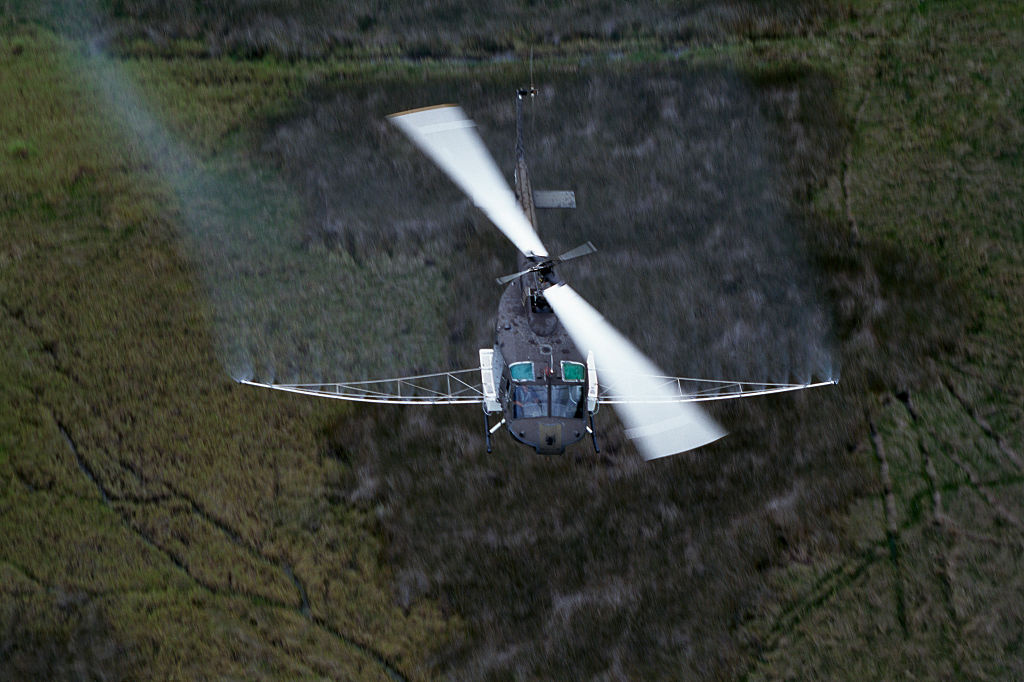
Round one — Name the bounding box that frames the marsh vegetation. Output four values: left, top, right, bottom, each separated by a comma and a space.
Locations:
2, 0, 1022, 678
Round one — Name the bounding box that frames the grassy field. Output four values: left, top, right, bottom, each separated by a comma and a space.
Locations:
0, 27, 453, 680
2, 0, 1022, 678
741, 1, 1024, 677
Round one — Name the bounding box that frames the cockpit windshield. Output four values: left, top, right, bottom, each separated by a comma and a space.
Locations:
513, 384, 547, 419
513, 383, 583, 419
550, 385, 583, 418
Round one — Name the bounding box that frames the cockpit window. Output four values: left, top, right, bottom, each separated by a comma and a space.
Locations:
509, 361, 535, 382
561, 361, 585, 382
550, 385, 583, 419
513, 385, 546, 419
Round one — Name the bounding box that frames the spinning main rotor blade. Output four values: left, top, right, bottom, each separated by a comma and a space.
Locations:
545, 284, 727, 460
389, 104, 548, 258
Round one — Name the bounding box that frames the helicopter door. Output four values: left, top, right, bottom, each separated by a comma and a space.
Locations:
586, 351, 599, 413
479, 349, 502, 413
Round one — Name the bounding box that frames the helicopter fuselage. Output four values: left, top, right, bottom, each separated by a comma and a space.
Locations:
493, 271, 590, 454
489, 115, 592, 455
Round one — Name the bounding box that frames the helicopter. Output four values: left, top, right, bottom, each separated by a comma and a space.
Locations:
240, 87, 836, 460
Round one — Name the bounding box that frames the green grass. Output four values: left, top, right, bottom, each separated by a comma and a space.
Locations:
0, 28, 453, 679
736, 1, 1024, 677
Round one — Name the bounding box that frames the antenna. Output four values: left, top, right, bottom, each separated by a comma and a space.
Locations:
516, 49, 538, 161
529, 47, 535, 93
517, 48, 538, 100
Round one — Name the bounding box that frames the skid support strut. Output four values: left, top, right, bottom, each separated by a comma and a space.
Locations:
483, 412, 506, 453
587, 412, 600, 453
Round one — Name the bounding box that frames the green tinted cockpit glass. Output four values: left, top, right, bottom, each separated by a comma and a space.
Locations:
561, 361, 585, 382
509, 361, 535, 382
